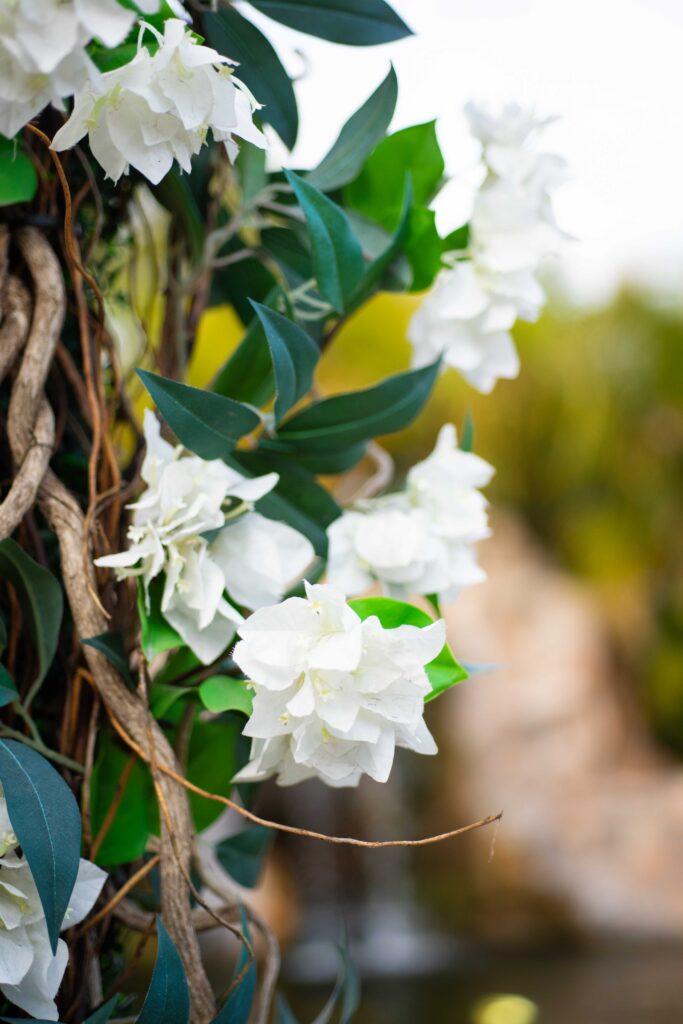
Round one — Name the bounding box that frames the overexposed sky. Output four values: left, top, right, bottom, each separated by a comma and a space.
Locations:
240, 0, 683, 308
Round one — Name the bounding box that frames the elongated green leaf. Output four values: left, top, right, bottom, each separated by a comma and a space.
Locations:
90, 735, 157, 866
248, 0, 411, 45
211, 908, 256, 1023
187, 718, 242, 832
215, 826, 272, 888
138, 918, 190, 1024
259, 436, 367, 474
82, 632, 133, 687
276, 359, 440, 452
312, 942, 360, 1024
251, 302, 319, 422
352, 176, 412, 301
199, 676, 253, 716
307, 66, 397, 192
138, 581, 183, 661
349, 597, 468, 699
285, 170, 365, 313
150, 683, 195, 720
84, 996, 121, 1023
138, 370, 261, 460
0, 137, 37, 207
212, 287, 287, 407
0, 664, 17, 708
0, 740, 81, 953
0, 539, 63, 695
204, 8, 298, 149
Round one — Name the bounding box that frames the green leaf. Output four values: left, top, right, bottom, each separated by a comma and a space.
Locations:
443, 222, 470, 252
204, 8, 298, 149
251, 302, 319, 422
259, 436, 367, 474
0, 664, 17, 708
215, 826, 272, 888
187, 718, 241, 832
138, 370, 261, 460
276, 359, 441, 452
0, 539, 63, 696
307, 66, 397, 192
153, 168, 204, 265
199, 676, 253, 716
352, 176, 412, 301
237, 141, 267, 204
82, 632, 133, 687
90, 734, 157, 866
248, 0, 412, 45
0, 740, 81, 953
0, 136, 37, 207
349, 597, 468, 699
275, 995, 300, 1024
212, 287, 287, 408
83, 996, 121, 1023
211, 908, 256, 1023
312, 942, 360, 1024
150, 683, 195, 720
138, 581, 183, 662
460, 410, 474, 453
405, 205, 443, 291
285, 169, 365, 313
345, 121, 445, 221
232, 450, 341, 557
137, 918, 190, 1024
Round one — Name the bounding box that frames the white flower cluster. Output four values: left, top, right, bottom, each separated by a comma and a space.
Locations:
0, 0, 163, 138
95, 411, 314, 664
52, 18, 265, 184
233, 582, 444, 787
327, 424, 493, 605
0, 794, 106, 1020
409, 101, 567, 393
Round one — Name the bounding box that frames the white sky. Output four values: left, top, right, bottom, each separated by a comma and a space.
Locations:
240, 0, 683, 309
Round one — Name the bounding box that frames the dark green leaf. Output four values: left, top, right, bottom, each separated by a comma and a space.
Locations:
0, 539, 63, 695
275, 995, 300, 1024
460, 410, 474, 453
259, 437, 367, 474
204, 8, 298, 149
211, 908, 256, 1023
83, 996, 121, 1023
153, 168, 204, 265
261, 227, 313, 286
138, 370, 261, 460
212, 287, 286, 408
276, 359, 440, 452
215, 826, 272, 888
137, 918, 190, 1024
0, 664, 17, 708
90, 734, 157, 866
0, 740, 81, 953
349, 597, 468, 699
442, 222, 470, 252
307, 66, 397, 192
248, 0, 411, 45
352, 176, 412, 301
236, 141, 267, 203
82, 632, 133, 688
285, 170, 365, 313
150, 683, 195, 719
312, 942, 360, 1024
0, 137, 37, 206
251, 302, 319, 422
210, 255, 278, 323
187, 717, 241, 832
199, 676, 253, 716
0, 608, 6, 652
138, 581, 183, 662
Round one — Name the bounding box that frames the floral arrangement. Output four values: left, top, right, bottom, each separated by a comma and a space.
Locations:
0, 1, 565, 1020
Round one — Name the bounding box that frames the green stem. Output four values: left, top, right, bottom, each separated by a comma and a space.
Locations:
0, 724, 84, 774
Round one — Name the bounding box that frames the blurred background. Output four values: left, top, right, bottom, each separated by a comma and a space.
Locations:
205, 3, 683, 1021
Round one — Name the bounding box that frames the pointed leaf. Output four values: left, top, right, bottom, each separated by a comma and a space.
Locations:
285, 170, 365, 313
248, 0, 412, 45
0, 664, 17, 708
82, 632, 133, 687
352, 175, 412, 302
216, 827, 273, 889
204, 8, 298, 149
276, 359, 440, 452
211, 907, 256, 1023
84, 996, 121, 1023
212, 286, 287, 408
307, 66, 397, 192
0, 539, 63, 694
0, 740, 81, 953
138, 580, 183, 661
250, 302, 319, 422
138, 370, 261, 460
349, 597, 468, 699
137, 918, 190, 1024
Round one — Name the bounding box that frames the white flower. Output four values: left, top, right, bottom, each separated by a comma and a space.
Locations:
408, 99, 566, 393
0, 0, 157, 138
327, 425, 494, 603
232, 582, 444, 788
51, 18, 266, 184
0, 794, 106, 1020
408, 262, 522, 393
95, 411, 314, 664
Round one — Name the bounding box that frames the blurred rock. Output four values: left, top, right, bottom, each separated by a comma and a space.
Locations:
442, 516, 683, 938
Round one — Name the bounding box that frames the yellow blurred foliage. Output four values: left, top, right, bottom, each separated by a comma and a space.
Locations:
472, 994, 539, 1024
